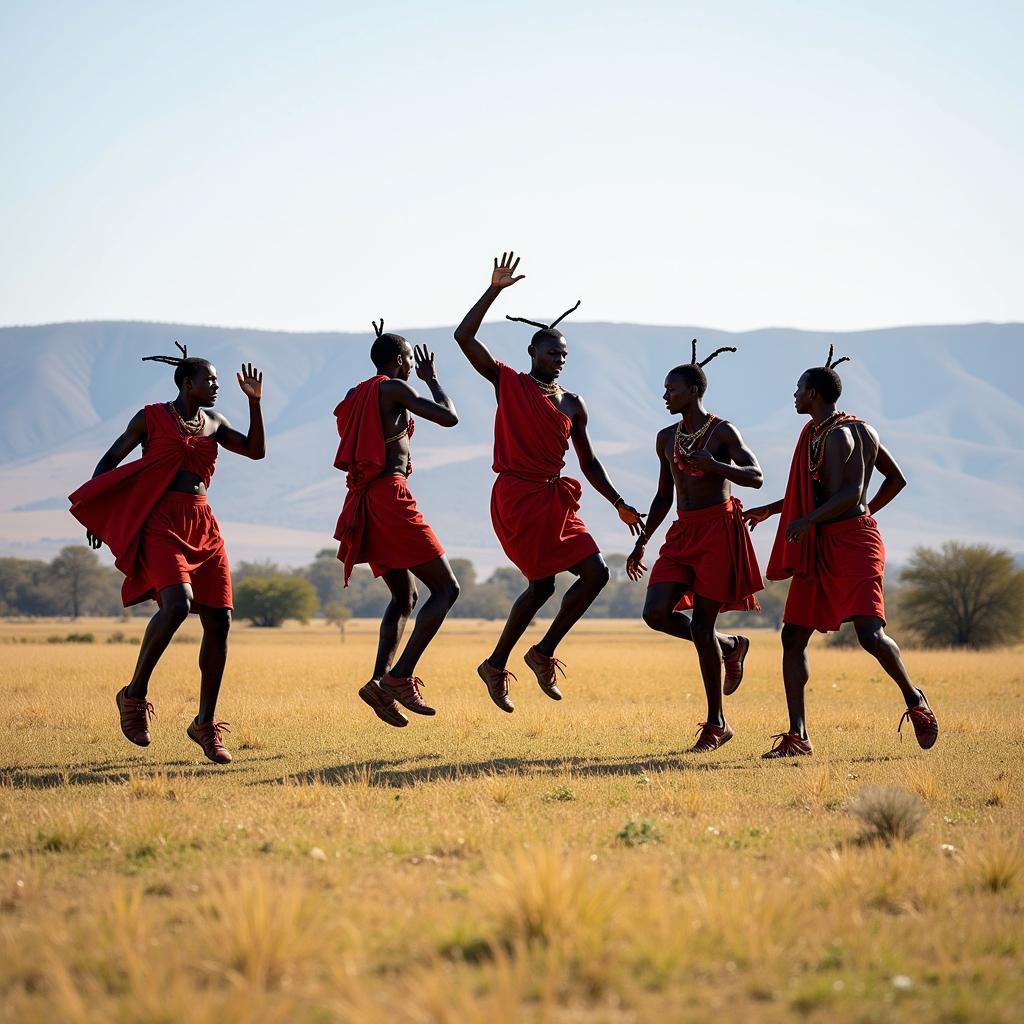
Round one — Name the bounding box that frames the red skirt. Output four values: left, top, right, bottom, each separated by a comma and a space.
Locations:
784, 515, 886, 632
342, 473, 445, 578
648, 497, 763, 612
135, 492, 232, 611
491, 472, 599, 581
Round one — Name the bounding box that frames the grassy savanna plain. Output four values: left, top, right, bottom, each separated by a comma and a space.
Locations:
0, 617, 1021, 1023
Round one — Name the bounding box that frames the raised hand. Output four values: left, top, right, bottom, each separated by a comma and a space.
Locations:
617, 502, 646, 536
414, 344, 438, 382
237, 363, 263, 401
86, 530, 102, 550
491, 251, 525, 290
742, 505, 776, 532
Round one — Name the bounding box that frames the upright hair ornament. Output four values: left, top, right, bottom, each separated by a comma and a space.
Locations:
142, 340, 189, 367
372, 319, 385, 338
506, 299, 581, 332
689, 337, 737, 367
823, 343, 850, 370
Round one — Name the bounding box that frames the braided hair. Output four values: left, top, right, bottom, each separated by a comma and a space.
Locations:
803, 344, 850, 403
669, 338, 737, 397
506, 299, 581, 344
142, 341, 212, 389
369, 318, 409, 370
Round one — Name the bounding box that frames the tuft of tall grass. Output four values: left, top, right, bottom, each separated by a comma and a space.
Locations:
849, 786, 927, 845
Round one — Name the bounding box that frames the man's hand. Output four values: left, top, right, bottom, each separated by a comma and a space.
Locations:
237, 362, 263, 400
492, 251, 525, 290
86, 530, 102, 550
785, 517, 812, 544
677, 448, 718, 473
617, 502, 646, 536
626, 542, 647, 582
414, 345, 438, 382
742, 505, 776, 532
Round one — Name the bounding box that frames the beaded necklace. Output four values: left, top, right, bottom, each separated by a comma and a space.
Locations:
808, 411, 850, 481
673, 414, 719, 477
529, 373, 563, 397
167, 401, 206, 437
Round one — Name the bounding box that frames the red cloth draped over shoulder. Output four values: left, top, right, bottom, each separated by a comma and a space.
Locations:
68, 403, 219, 605
766, 415, 859, 581
332, 376, 441, 584
490, 362, 598, 580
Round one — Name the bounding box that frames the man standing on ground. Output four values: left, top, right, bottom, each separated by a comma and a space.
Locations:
454, 252, 644, 712
743, 346, 938, 757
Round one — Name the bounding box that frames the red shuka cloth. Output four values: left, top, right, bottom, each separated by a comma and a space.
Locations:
767, 416, 885, 631
333, 377, 443, 583
490, 362, 599, 581
783, 515, 886, 631
648, 497, 764, 612
68, 403, 224, 608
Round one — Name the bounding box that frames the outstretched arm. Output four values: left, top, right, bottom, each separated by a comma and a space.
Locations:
627, 430, 675, 581
382, 346, 459, 427
85, 409, 148, 547
453, 252, 525, 386
214, 363, 266, 459
866, 442, 906, 516
569, 396, 644, 535
676, 422, 763, 488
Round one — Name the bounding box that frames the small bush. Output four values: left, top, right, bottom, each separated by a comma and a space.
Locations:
849, 786, 926, 845
616, 819, 663, 847
543, 785, 576, 803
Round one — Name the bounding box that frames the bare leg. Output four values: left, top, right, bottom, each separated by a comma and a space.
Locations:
125, 584, 192, 700
373, 570, 417, 679
781, 623, 815, 738
642, 582, 737, 654
487, 576, 557, 670
389, 556, 460, 678
690, 595, 726, 727
197, 606, 231, 724
535, 553, 610, 657
853, 616, 925, 708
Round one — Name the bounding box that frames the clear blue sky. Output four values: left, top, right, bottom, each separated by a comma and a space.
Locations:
1, 0, 1020, 333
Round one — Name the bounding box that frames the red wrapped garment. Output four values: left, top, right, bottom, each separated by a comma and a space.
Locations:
490, 362, 599, 581
69, 403, 227, 609
137, 492, 232, 609
783, 515, 886, 631
333, 377, 444, 583
648, 497, 763, 612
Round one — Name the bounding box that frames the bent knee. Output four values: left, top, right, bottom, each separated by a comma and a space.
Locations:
445, 578, 461, 607
205, 608, 232, 635
856, 627, 886, 654
163, 597, 191, 621
643, 606, 670, 632
530, 579, 557, 602
781, 624, 809, 651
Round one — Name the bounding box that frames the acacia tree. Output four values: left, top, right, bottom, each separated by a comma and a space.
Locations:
899, 542, 1024, 648
49, 546, 112, 619
234, 575, 318, 628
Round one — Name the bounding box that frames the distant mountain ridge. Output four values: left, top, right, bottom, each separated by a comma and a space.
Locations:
2, 320, 1022, 576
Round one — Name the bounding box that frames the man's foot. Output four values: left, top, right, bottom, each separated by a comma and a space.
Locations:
380, 672, 436, 716
898, 691, 938, 749
723, 635, 749, 696
478, 661, 515, 713
524, 646, 565, 701
689, 720, 733, 753
762, 732, 813, 758
186, 718, 232, 764
359, 679, 409, 728
115, 686, 154, 747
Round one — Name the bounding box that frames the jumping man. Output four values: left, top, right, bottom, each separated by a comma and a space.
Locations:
743, 346, 938, 757
334, 323, 460, 727
69, 344, 265, 764
454, 252, 644, 712
627, 340, 765, 753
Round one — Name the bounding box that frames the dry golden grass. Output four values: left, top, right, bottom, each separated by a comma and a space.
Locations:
1, 616, 1022, 1022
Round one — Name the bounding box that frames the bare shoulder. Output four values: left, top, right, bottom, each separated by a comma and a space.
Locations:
560, 390, 585, 414
656, 423, 676, 444
205, 408, 230, 428
858, 421, 880, 446
827, 423, 857, 455
713, 418, 742, 442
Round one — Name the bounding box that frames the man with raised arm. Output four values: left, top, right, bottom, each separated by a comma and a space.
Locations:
335, 323, 461, 728
454, 252, 644, 712
627, 340, 765, 753
69, 344, 265, 764
743, 346, 938, 757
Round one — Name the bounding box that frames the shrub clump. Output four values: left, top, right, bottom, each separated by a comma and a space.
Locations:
849, 786, 926, 845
